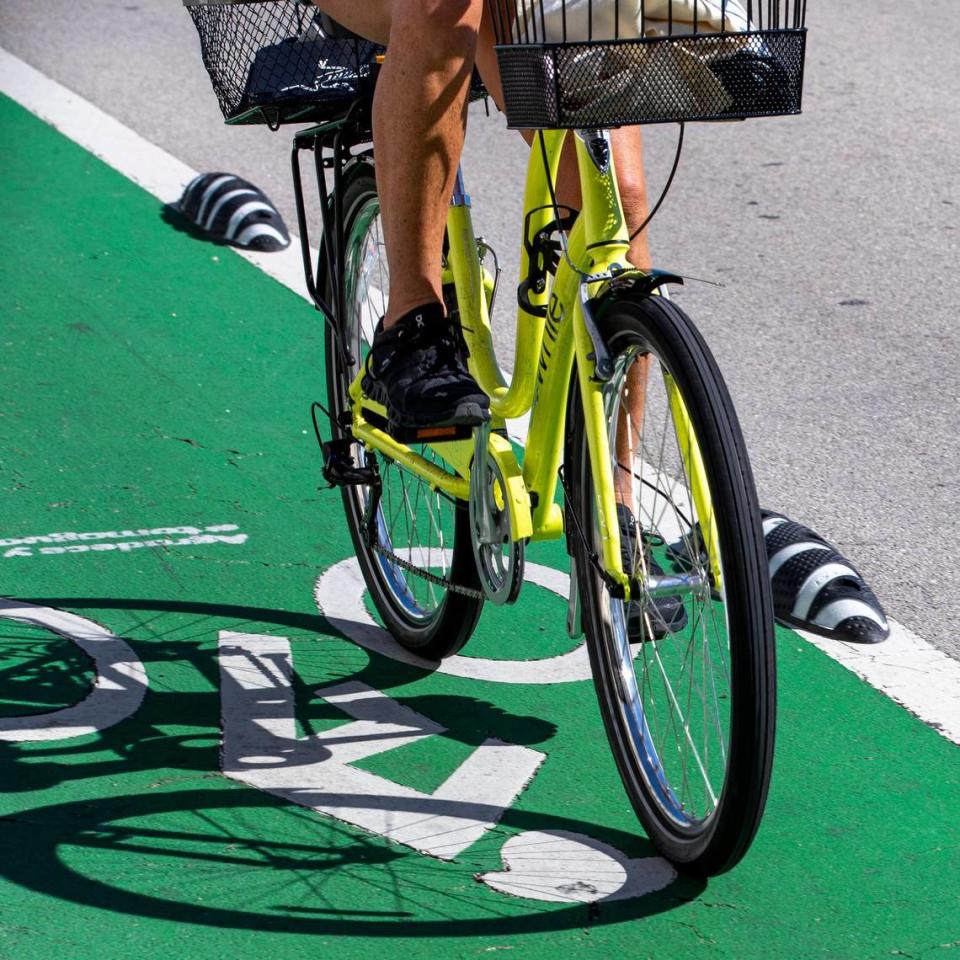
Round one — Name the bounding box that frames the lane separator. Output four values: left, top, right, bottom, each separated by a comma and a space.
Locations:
3, 45, 958, 748
0, 46, 311, 303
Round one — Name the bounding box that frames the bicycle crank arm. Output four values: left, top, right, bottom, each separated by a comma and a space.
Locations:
469, 423, 531, 605
470, 425, 532, 544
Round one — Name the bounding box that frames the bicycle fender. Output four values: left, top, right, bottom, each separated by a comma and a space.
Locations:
592, 269, 685, 309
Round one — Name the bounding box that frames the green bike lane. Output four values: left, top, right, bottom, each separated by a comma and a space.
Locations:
1, 94, 958, 959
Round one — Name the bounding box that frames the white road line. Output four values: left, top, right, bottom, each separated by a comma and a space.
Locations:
0, 46, 312, 303
315, 557, 592, 683
218, 632, 545, 860
2, 46, 958, 748
799, 622, 960, 747
219, 632, 672, 901
479, 830, 675, 903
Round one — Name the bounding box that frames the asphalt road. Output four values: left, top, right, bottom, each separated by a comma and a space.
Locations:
1, 0, 958, 656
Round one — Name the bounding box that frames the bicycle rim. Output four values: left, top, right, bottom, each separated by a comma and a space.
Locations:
324, 165, 483, 654
569, 294, 775, 874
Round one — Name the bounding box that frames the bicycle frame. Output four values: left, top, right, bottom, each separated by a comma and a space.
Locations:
457, 130, 634, 574
339, 126, 717, 597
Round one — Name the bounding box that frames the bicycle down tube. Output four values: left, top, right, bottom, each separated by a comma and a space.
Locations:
450, 127, 638, 588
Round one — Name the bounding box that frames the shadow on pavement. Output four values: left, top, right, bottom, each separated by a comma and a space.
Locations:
160, 203, 232, 246
0, 786, 705, 935
2, 595, 705, 933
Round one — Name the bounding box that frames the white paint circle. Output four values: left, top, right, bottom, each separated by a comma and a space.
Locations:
479, 830, 676, 903
314, 557, 592, 684
0, 600, 148, 741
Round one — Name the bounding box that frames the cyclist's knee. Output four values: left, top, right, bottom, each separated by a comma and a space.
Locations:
418, 0, 484, 29
393, 0, 483, 59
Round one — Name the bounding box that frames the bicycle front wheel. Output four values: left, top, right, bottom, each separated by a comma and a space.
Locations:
566, 293, 776, 875
323, 161, 484, 659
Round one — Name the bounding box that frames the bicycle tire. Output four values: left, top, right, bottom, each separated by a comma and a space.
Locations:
565, 292, 776, 875
322, 161, 484, 658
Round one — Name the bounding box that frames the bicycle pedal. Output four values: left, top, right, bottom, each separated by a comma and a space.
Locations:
390, 423, 474, 444
362, 406, 473, 445
320, 439, 378, 488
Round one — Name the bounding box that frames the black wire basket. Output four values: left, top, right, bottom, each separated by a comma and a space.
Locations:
184, 0, 383, 127
488, 0, 807, 128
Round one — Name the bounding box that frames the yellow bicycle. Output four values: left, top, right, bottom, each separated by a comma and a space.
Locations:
188, 0, 807, 876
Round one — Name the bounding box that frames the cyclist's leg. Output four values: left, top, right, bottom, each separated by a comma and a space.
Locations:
309, 1, 389, 44
313, 0, 490, 429
480, 17, 653, 502
312, 0, 484, 327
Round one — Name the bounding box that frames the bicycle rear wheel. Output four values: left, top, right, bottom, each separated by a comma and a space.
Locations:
566, 293, 775, 875
323, 162, 484, 658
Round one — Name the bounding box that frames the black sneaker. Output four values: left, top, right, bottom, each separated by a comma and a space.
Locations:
618, 504, 688, 641
361, 303, 490, 430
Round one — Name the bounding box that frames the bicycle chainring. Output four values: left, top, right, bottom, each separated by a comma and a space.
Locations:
469, 427, 524, 605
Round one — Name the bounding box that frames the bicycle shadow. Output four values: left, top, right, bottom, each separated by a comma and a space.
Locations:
0, 784, 704, 935
2, 594, 706, 933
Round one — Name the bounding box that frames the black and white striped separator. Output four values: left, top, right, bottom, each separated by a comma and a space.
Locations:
177, 172, 290, 252
762, 510, 890, 644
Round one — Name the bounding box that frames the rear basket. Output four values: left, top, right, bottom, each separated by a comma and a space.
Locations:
184, 0, 382, 127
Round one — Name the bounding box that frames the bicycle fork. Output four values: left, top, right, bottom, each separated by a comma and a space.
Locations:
563, 130, 722, 601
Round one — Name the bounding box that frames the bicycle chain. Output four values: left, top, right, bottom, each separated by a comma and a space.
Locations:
368, 541, 486, 600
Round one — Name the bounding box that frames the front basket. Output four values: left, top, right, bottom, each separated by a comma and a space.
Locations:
495, 29, 806, 129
